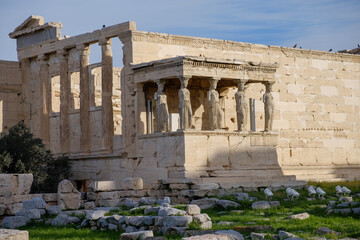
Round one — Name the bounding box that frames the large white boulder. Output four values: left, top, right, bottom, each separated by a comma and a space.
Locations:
186, 204, 201, 215
58, 180, 81, 210
158, 207, 187, 216
0, 174, 33, 196
0, 228, 29, 240
120, 230, 153, 240
251, 201, 271, 210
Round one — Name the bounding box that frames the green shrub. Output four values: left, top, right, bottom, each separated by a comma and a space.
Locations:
0, 122, 72, 193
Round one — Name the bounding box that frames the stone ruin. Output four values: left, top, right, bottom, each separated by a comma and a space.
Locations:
0, 15, 359, 195
1, 176, 360, 239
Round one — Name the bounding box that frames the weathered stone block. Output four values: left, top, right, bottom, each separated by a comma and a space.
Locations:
217, 200, 240, 209
86, 209, 108, 220
22, 197, 46, 210
288, 212, 310, 220
0, 229, 29, 240
5, 203, 23, 215
158, 207, 186, 216
84, 201, 96, 210
58, 180, 81, 210
47, 205, 61, 215
162, 215, 192, 228
190, 198, 218, 209
251, 201, 271, 210
193, 213, 211, 223
15, 209, 42, 219
0, 203, 6, 215
120, 230, 154, 240
186, 204, 201, 215
17, 174, 33, 195
191, 183, 219, 190
121, 178, 143, 190
2, 216, 30, 229
42, 193, 57, 202
89, 181, 121, 192
51, 214, 80, 226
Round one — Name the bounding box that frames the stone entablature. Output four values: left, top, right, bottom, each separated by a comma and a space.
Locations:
125, 30, 360, 63
131, 56, 278, 83
13, 21, 136, 60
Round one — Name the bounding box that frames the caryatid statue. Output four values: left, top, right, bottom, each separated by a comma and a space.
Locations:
178, 76, 193, 130
208, 78, 223, 130
235, 79, 247, 131
154, 80, 169, 132
263, 82, 274, 132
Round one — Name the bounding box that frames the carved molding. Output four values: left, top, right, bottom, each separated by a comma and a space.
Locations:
138, 130, 279, 139
132, 57, 278, 79
183, 60, 278, 72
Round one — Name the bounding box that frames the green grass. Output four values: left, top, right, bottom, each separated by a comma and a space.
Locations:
204, 181, 360, 239
20, 223, 120, 240
20, 181, 360, 239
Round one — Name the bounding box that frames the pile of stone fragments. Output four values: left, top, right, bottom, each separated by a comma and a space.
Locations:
1, 179, 360, 240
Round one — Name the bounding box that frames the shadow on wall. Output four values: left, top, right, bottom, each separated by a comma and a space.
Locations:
184, 134, 303, 188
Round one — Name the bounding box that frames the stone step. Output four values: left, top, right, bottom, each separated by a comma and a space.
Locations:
199, 176, 303, 187
297, 177, 357, 182
209, 169, 285, 177
283, 166, 360, 175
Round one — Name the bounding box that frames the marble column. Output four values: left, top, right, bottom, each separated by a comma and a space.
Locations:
178, 76, 193, 130
263, 81, 274, 132
154, 79, 169, 132
77, 44, 91, 153
135, 83, 146, 134
38, 54, 50, 146
235, 79, 247, 131
20, 58, 31, 125
208, 77, 223, 130
99, 38, 114, 151
58, 49, 70, 154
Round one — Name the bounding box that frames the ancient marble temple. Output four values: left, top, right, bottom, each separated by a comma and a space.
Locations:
1, 16, 360, 191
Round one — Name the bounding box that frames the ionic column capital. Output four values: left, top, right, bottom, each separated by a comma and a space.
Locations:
20, 58, 30, 68
37, 54, 48, 63
76, 44, 90, 56
57, 48, 68, 58
98, 38, 112, 46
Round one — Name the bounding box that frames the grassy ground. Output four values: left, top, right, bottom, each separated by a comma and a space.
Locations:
21, 223, 120, 240
21, 181, 360, 239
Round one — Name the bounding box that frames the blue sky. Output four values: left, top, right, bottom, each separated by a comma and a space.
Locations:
1, 0, 359, 66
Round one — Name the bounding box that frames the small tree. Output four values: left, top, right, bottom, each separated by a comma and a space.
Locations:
0, 122, 72, 193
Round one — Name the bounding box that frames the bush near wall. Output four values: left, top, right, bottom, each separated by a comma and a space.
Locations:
0, 122, 72, 193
